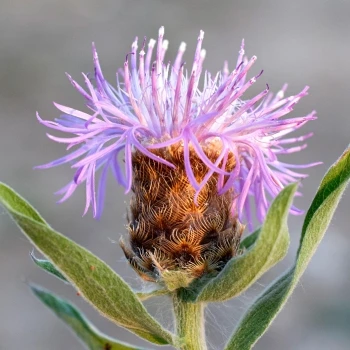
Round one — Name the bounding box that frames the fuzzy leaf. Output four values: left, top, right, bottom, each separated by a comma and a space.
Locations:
196, 183, 297, 302
225, 146, 350, 350
161, 270, 195, 291
30, 251, 69, 283
0, 182, 174, 346
0, 183, 48, 225
31, 285, 150, 350
135, 287, 169, 301
239, 228, 261, 251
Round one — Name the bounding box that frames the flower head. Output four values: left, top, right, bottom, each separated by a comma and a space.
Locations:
37, 28, 318, 281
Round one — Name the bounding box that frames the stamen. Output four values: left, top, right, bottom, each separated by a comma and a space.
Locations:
171, 64, 184, 135
174, 41, 186, 73
156, 26, 165, 75
145, 38, 156, 72
123, 57, 147, 126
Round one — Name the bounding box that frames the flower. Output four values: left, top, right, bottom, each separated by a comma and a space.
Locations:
37, 27, 318, 281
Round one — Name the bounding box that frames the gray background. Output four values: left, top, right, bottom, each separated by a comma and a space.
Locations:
1, 0, 350, 349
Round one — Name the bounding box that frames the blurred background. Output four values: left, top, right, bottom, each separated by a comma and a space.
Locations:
1, 0, 350, 349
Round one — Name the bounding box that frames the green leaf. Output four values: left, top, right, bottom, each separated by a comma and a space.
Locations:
31, 285, 151, 350
161, 270, 195, 291
135, 287, 169, 301
239, 228, 261, 251
196, 183, 297, 302
225, 146, 350, 350
0, 183, 47, 225
30, 251, 69, 283
0, 182, 174, 346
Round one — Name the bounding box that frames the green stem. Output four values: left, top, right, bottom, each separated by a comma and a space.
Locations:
173, 290, 207, 350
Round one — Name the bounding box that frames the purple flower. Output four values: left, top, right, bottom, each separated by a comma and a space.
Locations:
37, 27, 318, 228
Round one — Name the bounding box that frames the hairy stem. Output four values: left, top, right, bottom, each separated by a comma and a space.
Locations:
173, 290, 207, 350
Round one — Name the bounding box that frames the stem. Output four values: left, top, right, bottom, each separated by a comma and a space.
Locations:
173, 290, 207, 350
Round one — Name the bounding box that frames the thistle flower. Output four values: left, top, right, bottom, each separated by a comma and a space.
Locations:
37, 27, 318, 282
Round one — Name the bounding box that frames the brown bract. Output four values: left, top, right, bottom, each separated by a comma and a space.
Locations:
120, 142, 244, 284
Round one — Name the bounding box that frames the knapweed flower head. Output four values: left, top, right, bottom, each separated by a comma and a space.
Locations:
37, 27, 318, 282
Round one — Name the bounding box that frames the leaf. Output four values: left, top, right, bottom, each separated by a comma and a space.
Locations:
196, 183, 297, 302
0, 182, 174, 346
0, 183, 47, 225
161, 270, 195, 291
30, 251, 69, 283
239, 228, 261, 251
225, 146, 350, 350
135, 287, 169, 301
31, 285, 151, 350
